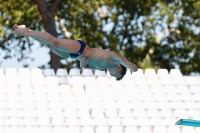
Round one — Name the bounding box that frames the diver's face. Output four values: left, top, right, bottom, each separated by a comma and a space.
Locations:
108, 64, 122, 79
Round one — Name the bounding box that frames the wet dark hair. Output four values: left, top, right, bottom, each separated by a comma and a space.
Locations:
116, 64, 127, 81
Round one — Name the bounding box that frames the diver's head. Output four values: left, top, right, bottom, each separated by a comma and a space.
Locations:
108, 64, 127, 80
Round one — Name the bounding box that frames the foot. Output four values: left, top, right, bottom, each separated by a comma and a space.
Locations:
12, 24, 28, 36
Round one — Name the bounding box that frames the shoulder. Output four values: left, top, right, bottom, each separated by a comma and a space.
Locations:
109, 51, 125, 62
109, 51, 118, 58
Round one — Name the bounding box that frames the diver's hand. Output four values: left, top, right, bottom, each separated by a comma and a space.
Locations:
80, 57, 89, 68
12, 24, 28, 36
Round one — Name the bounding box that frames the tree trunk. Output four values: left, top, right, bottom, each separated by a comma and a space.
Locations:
44, 11, 61, 72
35, 0, 62, 72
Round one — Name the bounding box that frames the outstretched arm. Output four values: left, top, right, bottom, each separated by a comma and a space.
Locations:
110, 52, 138, 72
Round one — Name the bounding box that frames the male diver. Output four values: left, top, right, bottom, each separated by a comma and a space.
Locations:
12, 24, 138, 80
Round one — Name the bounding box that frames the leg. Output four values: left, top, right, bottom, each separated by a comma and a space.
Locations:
32, 37, 69, 58
13, 24, 81, 54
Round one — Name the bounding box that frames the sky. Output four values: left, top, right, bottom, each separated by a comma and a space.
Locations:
0, 41, 50, 72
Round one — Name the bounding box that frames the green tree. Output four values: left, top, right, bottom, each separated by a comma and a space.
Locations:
0, 0, 199, 75
0, 0, 40, 67
0, 0, 63, 71
142, 0, 200, 74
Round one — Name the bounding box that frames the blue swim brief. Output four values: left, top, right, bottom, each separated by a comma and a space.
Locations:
69, 40, 86, 59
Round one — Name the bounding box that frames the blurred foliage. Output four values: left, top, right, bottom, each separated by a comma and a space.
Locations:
0, 0, 41, 67
0, 0, 199, 74
143, 0, 200, 74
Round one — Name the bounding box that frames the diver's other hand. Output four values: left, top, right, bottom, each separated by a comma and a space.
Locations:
80, 57, 89, 68
12, 24, 28, 36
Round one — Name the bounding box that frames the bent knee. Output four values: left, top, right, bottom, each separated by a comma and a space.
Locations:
51, 37, 59, 46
